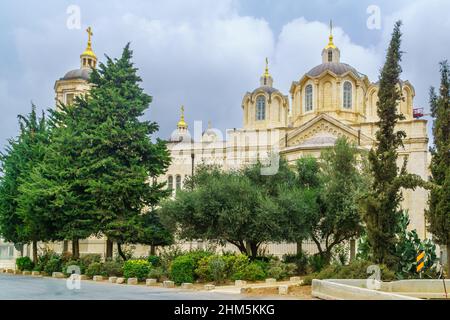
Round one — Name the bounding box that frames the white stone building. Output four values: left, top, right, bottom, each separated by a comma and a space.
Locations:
2, 25, 432, 264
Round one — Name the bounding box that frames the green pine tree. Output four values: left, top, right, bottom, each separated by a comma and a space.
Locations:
75, 44, 172, 260
0, 105, 52, 262
361, 21, 425, 267
426, 60, 450, 270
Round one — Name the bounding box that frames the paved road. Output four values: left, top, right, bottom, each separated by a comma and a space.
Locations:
0, 274, 276, 300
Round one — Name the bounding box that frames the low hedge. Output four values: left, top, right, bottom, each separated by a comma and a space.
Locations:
302, 260, 396, 285
86, 262, 108, 278
123, 260, 151, 281
16, 257, 34, 271
265, 260, 296, 280
170, 255, 196, 284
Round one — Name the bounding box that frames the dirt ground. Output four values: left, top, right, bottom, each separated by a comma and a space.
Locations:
243, 285, 313, 300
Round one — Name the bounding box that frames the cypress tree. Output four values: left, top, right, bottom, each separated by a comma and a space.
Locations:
426, 60, 450, 269
361, 21, 424, 267
76, 44, 172, 260
0, 105, 52, 262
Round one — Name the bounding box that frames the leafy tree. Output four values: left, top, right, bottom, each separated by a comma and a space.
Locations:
0, 105, 53, 262
18, 102, 98, 259
276, 157, 320, 252
316, 138, 365, 262
284, 138, 366, 264
426, 60, 450, 269
161, 165, 282, 258
74, 44, 171, 260
360, 21, 424, 267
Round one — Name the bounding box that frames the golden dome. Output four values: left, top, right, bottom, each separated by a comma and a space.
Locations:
80, 27, 97, 59
177, 105, 188, 129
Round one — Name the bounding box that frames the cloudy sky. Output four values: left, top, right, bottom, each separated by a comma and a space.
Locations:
0, 0, 449, 150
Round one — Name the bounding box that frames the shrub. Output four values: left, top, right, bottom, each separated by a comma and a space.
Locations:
34, 249, 59, 272
123, 260, 151, 281
308, 254, 327, 273
103, 260, 123, 277
148, 255, 161, 267
209, 257, 228, 283
301, 260, 396, 286
148, 266, 165, 281
63, 260, 84, 276
44, 256, 63, 275
239, 262, 266, 281
86, 262, 107, 278
170, 255, 196, 284
159, 246, 184, 273
266, 260, 297, 280
185, 250, 214, 265
80, 254, 101, 268
195, 255, 228, 283
283, 252, 309, 275
16, 257, 34, 271
332, 244, 349, 265
229, 254, 250, 280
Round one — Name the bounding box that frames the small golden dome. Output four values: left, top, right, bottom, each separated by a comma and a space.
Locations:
80, 27, 97, 64
177, 105, 188, 129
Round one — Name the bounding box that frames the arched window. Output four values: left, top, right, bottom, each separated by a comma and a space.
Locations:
328, 50, 333, 62
256, 96, 266, 121
305, 85, 313, 112
176, 175, 182, 190
343, 81, 352, 109
167, 175, 173, 190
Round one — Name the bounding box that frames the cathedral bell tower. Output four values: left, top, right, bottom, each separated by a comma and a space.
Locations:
80, 27, 97, 69
321, 20, 340, 63
260, 58, 273, 87
54, 27, 97, 107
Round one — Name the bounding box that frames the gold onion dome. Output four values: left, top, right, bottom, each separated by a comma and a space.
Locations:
81, 26, 97, 58
177, 105, 188, 129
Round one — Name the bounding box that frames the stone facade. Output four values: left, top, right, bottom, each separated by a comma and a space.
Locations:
164, 30, 430, 241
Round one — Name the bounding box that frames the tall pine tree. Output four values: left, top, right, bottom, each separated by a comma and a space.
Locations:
0, 105, 52, 262
75, 44, 172, 260
361, 21, 424, 267
426, 60, 450, 269
20, 101, 99, 259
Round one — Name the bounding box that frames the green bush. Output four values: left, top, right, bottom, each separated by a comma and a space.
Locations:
283, 252, 309, 275
308, 254, 327, 273
266, 260, 297, 280
103, 260, 123, 277
123, 260, 151, 281
302, 260, 396, 286
63, 260, 84, 276
148, 266, 165, 281
229, 254, 250, 280
159, 246, 184, 273
238, 262, 266, 281
185, 250, 214, 265
86, 262, 107, 278
44, 256, 63, 275
148, 255, 161, 267
34, 249, 59, 272
170, 255, 196, 284
16, 257, 34, 271
80, 254, 101, 268
195, 255, 228, 283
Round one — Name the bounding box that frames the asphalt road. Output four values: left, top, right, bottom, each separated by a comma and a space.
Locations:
0, 273, 273, 300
